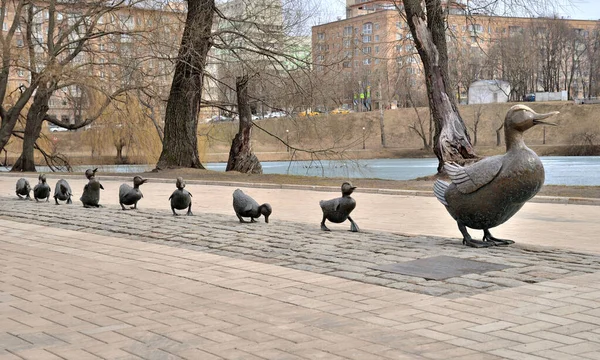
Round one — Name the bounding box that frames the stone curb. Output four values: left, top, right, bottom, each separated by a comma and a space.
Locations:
2, 172, 599, 206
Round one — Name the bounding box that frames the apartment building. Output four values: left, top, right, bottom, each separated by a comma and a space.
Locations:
1, 1, 186, 127
313, 0, 600, 109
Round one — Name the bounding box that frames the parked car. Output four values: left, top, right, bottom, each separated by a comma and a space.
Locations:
298, 110, 320, 117
208, 115, 233, 123
330, 108, 350, 115
522, 93, 536, 102
266, 111, 286, 118
48, 124, 69, 132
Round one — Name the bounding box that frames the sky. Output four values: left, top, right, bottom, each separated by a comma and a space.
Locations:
325, 0, 600, 21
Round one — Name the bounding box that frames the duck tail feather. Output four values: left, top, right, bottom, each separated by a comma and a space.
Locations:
433, 180, 449, 206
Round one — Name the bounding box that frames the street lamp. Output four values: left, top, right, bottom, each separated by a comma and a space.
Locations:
362, 127, 366, 149
286, 129, 289, 152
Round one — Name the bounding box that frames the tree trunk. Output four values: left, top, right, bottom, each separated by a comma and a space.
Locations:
402, 0, 476, 173
226, 75, 262, 174
11, 85, 51, 172
156, 0, 214, 169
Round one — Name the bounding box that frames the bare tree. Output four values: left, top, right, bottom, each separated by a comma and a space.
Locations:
398, 0, 476, 172
226, 75, 262, 173
156, 0, 215, 169
7, 0, 146, 171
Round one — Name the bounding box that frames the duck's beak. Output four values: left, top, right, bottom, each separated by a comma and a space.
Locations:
264, 215, 269, 224
141, 178, 148, 184
533, 111, 559, 126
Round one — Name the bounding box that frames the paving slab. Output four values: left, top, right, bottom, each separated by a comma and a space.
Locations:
0, 218, 599, 359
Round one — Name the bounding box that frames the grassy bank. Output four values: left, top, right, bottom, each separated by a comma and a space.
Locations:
2, 101, 599, 167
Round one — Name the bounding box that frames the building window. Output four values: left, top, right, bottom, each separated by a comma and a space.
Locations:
317, 55, 324, 62
375, 35, 379, 42
362, 35, 371, 43
509, 26, 522, 35
374, 23, 380, 30
363, 46, 371, 54
343, 39, 350, 48
469, 24, 483, 33
343, 26, 352, 36
354, 60, 359, 67
375, 46, 379, 53
363, 23, 372, 35
16, 38, 23, 47
363, 58, 372, 65
17, 69, 24, 77
2, 23, 7, 31
375, 59, 380, 64
396, 45, 402, 52
343, 61, 351, 68
317, 32, 325, 40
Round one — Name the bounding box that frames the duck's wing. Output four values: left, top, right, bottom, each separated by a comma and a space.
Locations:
119, 184, 132, 202
319, 198, 340, 212
445, 156, 503, 194
233, 191, 255, 215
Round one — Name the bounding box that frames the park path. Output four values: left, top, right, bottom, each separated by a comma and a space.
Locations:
2, 173, 600, 359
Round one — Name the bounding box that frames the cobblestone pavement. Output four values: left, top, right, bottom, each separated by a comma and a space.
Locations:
2, 197, 600, 300
2, 218, 600, 360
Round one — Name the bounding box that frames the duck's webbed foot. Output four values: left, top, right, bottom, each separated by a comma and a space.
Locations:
483, 229, 515, 246
348, 216, 359, 232
172, 207, 179, 216
459, 223, 492, 248
251, 218, 257, 223
186, 205, 193, 216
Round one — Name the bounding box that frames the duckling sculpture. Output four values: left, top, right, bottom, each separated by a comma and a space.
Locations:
15, 178, 31, 200
320, 182, 359, 232
119, 176, 147, 210
434, 105, 558, 247
169, 177, 193, 216
33, 174, 51, 202
80, 168, 104, 208
54, 179, 73, 205
85, 168, 98, 180
232, 189, 272, 223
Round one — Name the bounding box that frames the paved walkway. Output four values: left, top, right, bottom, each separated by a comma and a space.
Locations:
1, 174, 600, 359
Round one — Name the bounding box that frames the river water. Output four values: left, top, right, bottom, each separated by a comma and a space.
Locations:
13, 156, 600, 186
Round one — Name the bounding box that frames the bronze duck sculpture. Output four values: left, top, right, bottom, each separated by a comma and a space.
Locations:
33, 174, 51, 202
80, 168, 104, 208
320, 182, 359, 232
169, 177, 193, 216
54, 179, 73, 205
119, 176, 147, 210
434, 105, 558, 247
15, 178, 31, 200
232, 189, 272, 223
